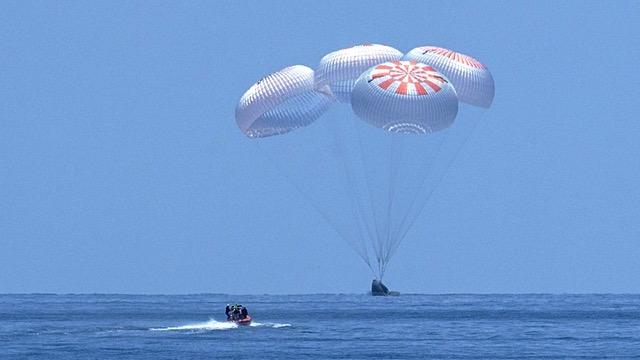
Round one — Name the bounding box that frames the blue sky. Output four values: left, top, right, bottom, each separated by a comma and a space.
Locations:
1, 1, 639, 294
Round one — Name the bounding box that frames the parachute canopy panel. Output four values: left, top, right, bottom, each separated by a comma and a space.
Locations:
403, 46, 494, 108
315, 44, 403, 103
235, 65, 334, 138
351, 60, 459, 134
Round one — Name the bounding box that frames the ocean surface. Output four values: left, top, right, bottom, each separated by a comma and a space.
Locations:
1, 294, 639, 359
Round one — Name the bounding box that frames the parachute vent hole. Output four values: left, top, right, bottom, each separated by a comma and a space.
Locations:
383, 123, 429, 135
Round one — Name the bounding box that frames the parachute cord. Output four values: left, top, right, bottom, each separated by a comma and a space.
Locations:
328, 119, 374, 268
353, 117, 385, 265
256, 142, 373, 273
389, 118, 482, 260
353, 120, 384, 267
335, 121, 380, 265
381, 133, 398, 275
390, 131, 448, 251
351, 117, 380, 264
376, 136, 392, 276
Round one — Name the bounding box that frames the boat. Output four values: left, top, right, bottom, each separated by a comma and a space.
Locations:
226, 304, 252, 325
234, 315, 252, 326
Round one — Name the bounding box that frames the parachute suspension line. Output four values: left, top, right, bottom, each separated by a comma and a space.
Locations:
334, 121, 378, 264
256, 142, 374, 274
352, 124, 383, 277
327, 122, 374, 269
380, 133, 399, 279
389, 119, 483, 261
389, 131, 448, 254
352, 118, 387, 279
353, 118, 384, 255
375, 135, 393, 279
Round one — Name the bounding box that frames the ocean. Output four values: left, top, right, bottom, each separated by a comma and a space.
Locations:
1, 294, 639, 359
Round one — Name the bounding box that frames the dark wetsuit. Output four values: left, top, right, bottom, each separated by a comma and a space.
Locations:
241, 307, 248, 319
225, 306, 231, 320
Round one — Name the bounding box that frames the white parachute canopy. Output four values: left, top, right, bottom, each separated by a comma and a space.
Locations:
236, 65, 334, 138
403, 46, 495, 108
351, 60, 458, 133
315, 44, 403, 103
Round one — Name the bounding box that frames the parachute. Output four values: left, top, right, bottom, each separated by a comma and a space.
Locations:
403, 46, 495, 108
235, 65, 334, 138
235, 45, 494, 280
315, 44, 403, 103
351, 60, 458, 134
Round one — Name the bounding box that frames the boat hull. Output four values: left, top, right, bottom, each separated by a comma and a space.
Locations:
234, 315, 252, 326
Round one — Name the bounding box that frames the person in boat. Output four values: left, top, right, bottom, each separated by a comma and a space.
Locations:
225, 304, 231, 320
240, 305, 249, 320
232, 304, 241, 320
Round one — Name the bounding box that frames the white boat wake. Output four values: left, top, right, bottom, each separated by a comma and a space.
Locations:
150, 319, 291, 332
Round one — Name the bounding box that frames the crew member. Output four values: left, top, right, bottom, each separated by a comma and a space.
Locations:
232, 305, 241, 320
